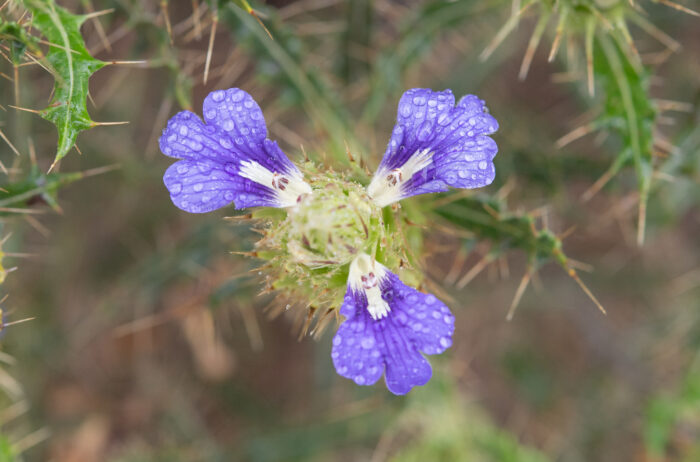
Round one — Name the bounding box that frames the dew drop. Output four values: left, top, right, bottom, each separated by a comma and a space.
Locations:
193, 183, 203, 192
224, 163, 237, 174
444, 314, 454, 324
439, 337, 452, 348
354, 375, 366, 385
212, 91, 225, 102
458, 170, 468, 179
224, 191, 235, 201
169, 182, 182, 195
412, 322, 423, 332
437, 113, 450, 126
176, 164, 189, 174
197, 162, 211, 174
333, 335, 342, 346
201, 193, 212, 203
396, 312, 408, 325
412, 95, 426, 105
223, 120, 234, 131
399, 103, 412, 117
478, 161, 488, 170
167, 134, 177, 143
244, 99, 254, 109
179, 126, 189, 136
425, 295, 436, 305
432, 311, 441, 319
361, 337, 375, 349
371, 350, 381, 358
205, 110, 216, 120
220, 137, 233, 149
231, 90, 244, 102
338, 366, 348, 374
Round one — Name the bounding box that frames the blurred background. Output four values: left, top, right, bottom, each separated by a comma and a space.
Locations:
0, 0, 699, 460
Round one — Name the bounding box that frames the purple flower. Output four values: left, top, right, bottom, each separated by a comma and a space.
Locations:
332, 254, 455, 395
159, 88, 311, 213
368, 88, 498, 207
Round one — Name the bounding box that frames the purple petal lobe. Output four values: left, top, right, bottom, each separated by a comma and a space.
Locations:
332, 255, 455, 395
159, 89, 310, 212
368, 88, 499, 207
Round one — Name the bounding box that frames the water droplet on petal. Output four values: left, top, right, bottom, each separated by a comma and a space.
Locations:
244, 99, 254, 109
396, 312, 408, 325
224, 191, 234, 201
211, 90, 225, 102
437, 113, 450, 126
432, 311, 441, 319
338, 366, 348, 374
167, 134, 177, 143
223, 120, 234, 131
361, 337, 375, 349
439, 337, 452, 348
197, 162, 211, 174
412, 95, 426, 105
179, 126, 189, 136
205, 110, 216, 119
224, 163, 237, 174
444, 314, 454, 324
425, 295, 436, 305
169, 183, 182, 195
193, 183, 203, 192
354, 375, 366, 385
220, 137, 233, 149
231, 90, 244, 102
399, 102, 412, 117
333, 335, 342, 346
176, 164, 189, 174
412, 322, 423, 331
478, 161, 488, 170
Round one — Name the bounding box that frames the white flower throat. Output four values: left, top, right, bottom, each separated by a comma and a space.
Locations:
349, 254, 391, 320
238, 160, 312, 207
367, 149, 433, 207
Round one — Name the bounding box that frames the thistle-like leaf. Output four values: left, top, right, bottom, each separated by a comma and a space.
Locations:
22, 0, 106, 169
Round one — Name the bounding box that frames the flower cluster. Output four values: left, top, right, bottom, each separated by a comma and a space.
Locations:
159, 87, 498, 395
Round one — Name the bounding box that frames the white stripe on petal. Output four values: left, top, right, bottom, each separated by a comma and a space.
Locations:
238, 160, 312, 207
348, 254, 390, 320
367, 149, 433, 207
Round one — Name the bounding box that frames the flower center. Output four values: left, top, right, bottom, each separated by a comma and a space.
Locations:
367, 148, 433, 207
349, 254, 391, 320
238, 159, 312, 207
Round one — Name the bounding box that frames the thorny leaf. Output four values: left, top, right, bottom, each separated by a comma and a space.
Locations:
434, 193, 569, 270
21, 0, 106, 168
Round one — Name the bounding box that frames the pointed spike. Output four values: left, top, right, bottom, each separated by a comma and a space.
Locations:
506, 270, 531, 321
518, 12, 550, 80
160, 0, 174, 44
203, 14, 218, 84
568, 269, 607, 315
655, 0, 700, 16
250, 9, 274, 40
548, 8, 569, 62
585, 18, 596, 97
480, 3, 534, 61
